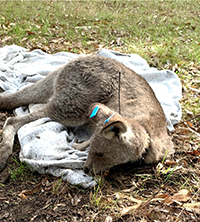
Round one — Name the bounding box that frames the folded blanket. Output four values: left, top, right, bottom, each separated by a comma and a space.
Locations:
0, 45, 182, 188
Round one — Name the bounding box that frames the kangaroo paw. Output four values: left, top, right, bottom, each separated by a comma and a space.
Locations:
0, 142, 12, 171
72, 140, 90, 151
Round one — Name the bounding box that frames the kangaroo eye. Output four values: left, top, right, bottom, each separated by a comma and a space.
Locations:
95, 152, 104, 157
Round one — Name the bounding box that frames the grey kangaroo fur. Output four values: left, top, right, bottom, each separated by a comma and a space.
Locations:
0, 55, 174, 175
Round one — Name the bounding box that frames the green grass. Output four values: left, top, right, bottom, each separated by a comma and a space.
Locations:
90, 176, 103, 207
9, 158, 32, 181
1, 1, 200, 69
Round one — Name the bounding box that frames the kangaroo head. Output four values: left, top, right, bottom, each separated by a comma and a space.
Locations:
84, 103, 150, 175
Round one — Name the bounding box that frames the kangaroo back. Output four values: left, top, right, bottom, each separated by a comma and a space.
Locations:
46, 55, 164, 127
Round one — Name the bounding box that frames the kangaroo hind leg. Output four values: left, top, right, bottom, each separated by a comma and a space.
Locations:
0, 68, 57, 110
0, 108, 48, 171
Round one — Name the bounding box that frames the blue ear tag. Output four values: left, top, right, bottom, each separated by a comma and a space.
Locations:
104, 112, 116, 124
90, 106, 99, 118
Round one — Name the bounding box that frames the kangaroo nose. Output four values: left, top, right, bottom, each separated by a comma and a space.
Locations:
84, 166, 89, 174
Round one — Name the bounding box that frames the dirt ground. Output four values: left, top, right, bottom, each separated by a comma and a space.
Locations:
0, 110, 200, 222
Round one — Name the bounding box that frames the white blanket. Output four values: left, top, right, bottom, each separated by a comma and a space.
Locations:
0, 45, 182, 188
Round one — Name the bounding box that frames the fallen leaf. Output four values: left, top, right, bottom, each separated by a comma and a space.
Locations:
2, 36, 12, 43
18, 193, 27, 199
163, 189, 190, 205
53, 203, 66, 211
2, 24, 8, 30
165, 160, 178, 166
51, 37, 64, 43
182, 160, 188, 167
185, 109, 193, 118
151, 193, 170, 202
26, 30, 36, 36
115, 192, 142, 204
189, 86, 200, 93
175, 127, 191, 135
120, 203, 141, 216
185, 121, 195, 130
19, 185, 42, 197
183, 202, 200, 209
186, 150, 200, 156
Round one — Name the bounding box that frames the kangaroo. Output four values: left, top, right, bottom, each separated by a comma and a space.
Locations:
0, 55, 174, 175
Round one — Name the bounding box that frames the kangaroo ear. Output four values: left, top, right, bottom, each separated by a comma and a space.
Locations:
89, 103, 112, 123
102, 121, 127, 140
